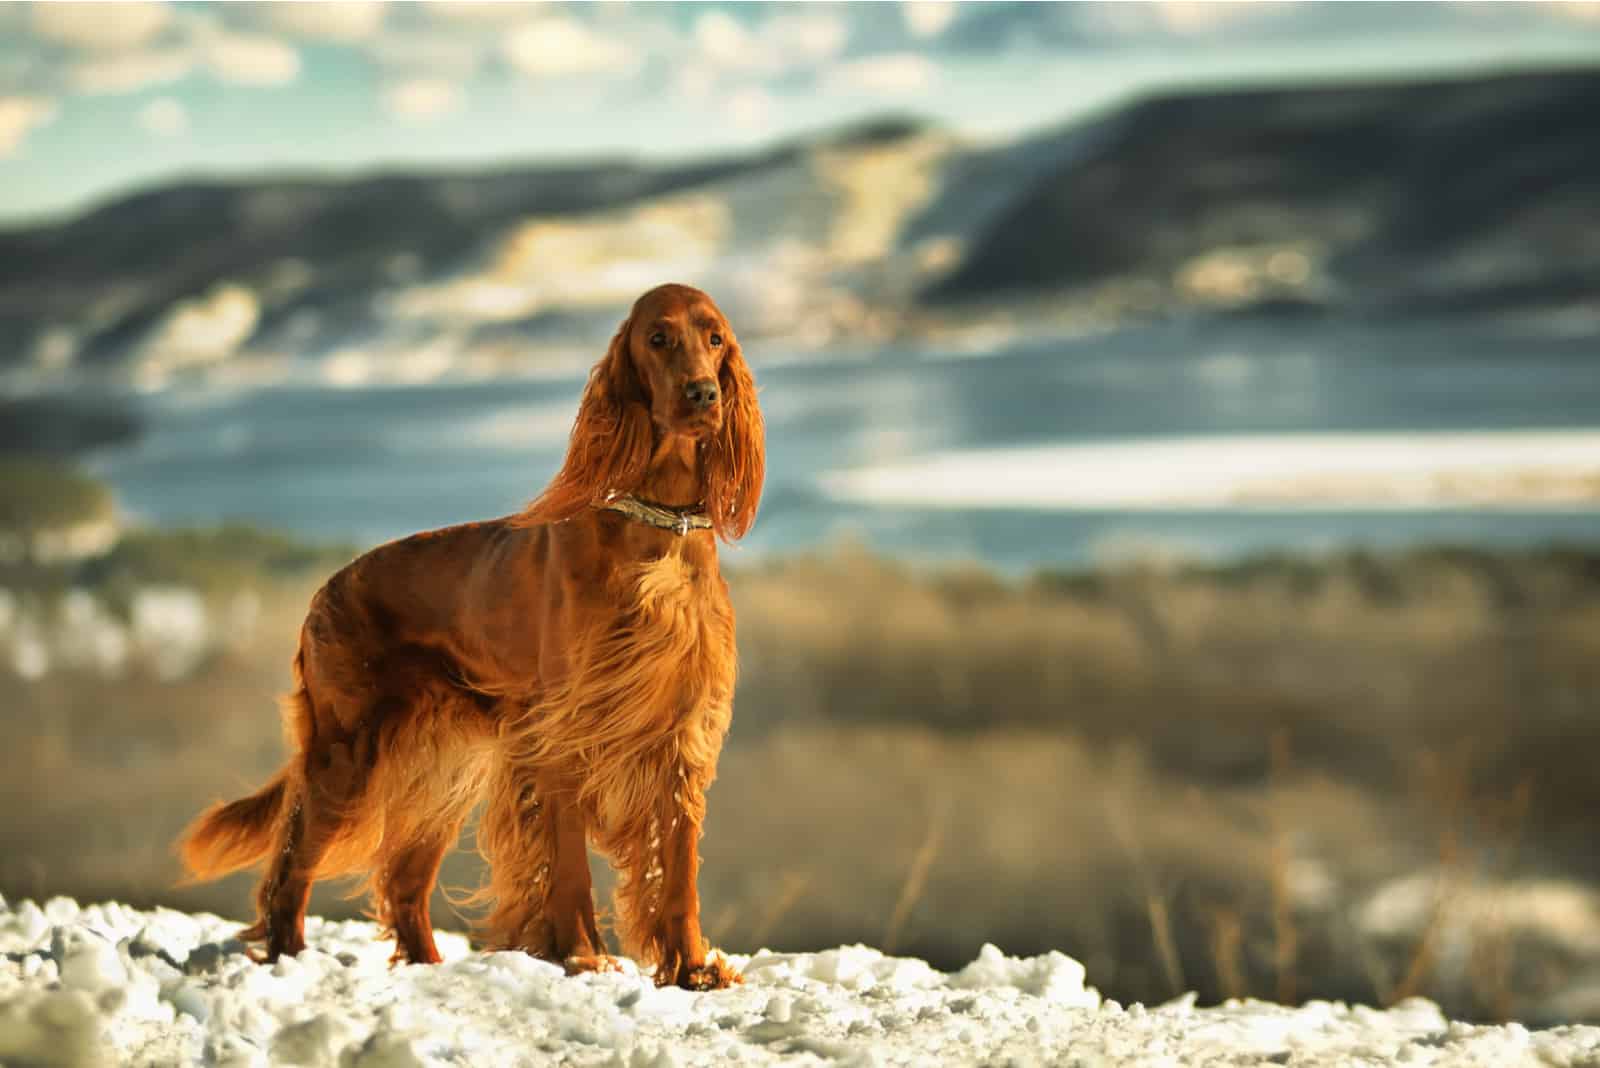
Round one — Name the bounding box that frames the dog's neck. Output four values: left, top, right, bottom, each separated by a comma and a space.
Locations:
632, 433, 705, 510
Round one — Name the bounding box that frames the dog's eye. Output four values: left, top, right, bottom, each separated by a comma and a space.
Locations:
649, 332, 667, 348
709, 333, 723, 348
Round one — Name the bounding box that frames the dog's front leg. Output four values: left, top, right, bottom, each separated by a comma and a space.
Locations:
621, 779, 740, 991
542, 771, 615, 974
479, 764, 611, 968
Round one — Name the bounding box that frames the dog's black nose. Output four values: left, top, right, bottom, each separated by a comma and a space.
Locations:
684, 378, 719, 411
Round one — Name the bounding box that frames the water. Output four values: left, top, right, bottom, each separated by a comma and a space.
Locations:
90, 319, 1600, 572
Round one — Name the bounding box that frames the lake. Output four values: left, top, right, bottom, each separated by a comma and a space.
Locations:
89, 318, 1600, 572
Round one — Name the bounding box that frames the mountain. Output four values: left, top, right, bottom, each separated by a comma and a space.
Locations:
0, 68, 1594, 390
921, 67, 1600, 324
0, 115, 949, 387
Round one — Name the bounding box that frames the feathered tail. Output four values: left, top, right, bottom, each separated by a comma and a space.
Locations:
177, 767, 292, 882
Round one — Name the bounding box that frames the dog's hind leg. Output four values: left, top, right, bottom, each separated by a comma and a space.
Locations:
370, 699, 490, 965
244, 762, 357, 961
244, 694, 382, 962
376, 819, 464, 965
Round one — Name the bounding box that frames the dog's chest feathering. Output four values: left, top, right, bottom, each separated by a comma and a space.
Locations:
513, 549, 735, 787
625, 553, 734, 720
631, 553, 705, 625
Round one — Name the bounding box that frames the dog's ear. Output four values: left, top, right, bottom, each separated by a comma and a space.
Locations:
703, 331, 765, 541
521, 317, 654, 525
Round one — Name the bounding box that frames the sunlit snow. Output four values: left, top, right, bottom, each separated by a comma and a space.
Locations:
5, 897, 1599, 1066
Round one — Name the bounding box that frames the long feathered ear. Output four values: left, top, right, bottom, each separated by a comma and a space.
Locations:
703, 335, 765, 542
520, 318, 654, 526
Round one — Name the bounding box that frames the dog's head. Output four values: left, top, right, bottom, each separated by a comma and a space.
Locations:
616, 284, 738, 440
532, 284, 765, 541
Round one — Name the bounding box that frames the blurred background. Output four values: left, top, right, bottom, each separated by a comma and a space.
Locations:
3, 0, 1600, 1024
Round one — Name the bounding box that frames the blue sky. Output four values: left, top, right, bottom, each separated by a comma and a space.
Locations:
3, 1, 1599, 224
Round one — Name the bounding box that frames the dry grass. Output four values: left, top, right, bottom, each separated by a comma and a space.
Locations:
732, 545, 1600, 832
3, 544, 1599, 1022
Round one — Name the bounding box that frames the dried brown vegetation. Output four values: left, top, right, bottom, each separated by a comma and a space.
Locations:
4, 543, 1599, 1021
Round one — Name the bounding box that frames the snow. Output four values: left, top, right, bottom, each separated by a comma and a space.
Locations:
0, 586, 235, 682
820, 430, 1600, 510
5, 897, 1600, 1067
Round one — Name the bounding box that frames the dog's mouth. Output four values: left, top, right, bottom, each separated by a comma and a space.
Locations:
666, 408, 722, 438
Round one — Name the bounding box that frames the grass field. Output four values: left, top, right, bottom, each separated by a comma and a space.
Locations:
4, 534, 1599, 1023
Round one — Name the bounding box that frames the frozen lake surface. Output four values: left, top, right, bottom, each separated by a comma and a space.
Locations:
91, 320, 1600, 570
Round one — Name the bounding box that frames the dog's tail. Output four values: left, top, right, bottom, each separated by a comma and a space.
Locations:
177, 767, 292, 883
178, 659, 318, 884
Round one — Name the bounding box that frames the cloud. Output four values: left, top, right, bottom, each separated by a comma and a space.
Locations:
1150, 1, 1281, 33
371, 30, 484, 78
0, 95, 58, 157
249, 1, 386, 42
419, 1, 533, 25
207, 32, 301, 87
31, 1, 171, 52
765, 12, 849, 63
903, 2, 959, 39
502, 15, 635, 78
693, 10, 846, 72
382, 78, 462, 122
1078, 1, 1285, 38
826, 53, 937, 95
70, 48, 193, 94
678, 6, 848, 123
727, 86, 774, 131
23, 5, 297, 97
674, 67, 716, 102
1541, 0, 1600, 20
695, 11, 755, 67
44, 11, 302, 95
138, 96, 188, 137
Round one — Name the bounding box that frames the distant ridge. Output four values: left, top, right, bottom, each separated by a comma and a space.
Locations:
2, 65, 1595, 385
921, 66, 1600, 322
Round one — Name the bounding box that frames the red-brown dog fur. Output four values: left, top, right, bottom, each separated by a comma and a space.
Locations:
177, 283, 762, 990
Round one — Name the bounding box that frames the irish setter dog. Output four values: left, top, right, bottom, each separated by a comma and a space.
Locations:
179, 283, 762, 990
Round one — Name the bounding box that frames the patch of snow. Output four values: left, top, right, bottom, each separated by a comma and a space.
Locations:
1359, 871, 1600, 1007
1361, 873, 1600, 954
4, 898, 1599, 1066
10, 626, 49, 680
820, 430, 1600, 511
138, 284, 262, 384
949, 943, 1099, 1007
0, 585, 234, 682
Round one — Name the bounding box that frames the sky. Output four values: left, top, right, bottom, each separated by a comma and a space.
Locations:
2, 0, 1599, 225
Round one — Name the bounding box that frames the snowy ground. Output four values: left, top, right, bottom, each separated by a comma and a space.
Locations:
4, 898, 1600, 1067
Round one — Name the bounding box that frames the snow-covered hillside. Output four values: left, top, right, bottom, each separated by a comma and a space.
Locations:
4, 898, 1599, 1067
8, 68, 1598, 394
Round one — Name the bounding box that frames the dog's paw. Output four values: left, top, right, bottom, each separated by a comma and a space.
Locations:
564, 953, 625, 976
240, 922, 303, 965
664, 948, 743, 991
389, 945, 443, 967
